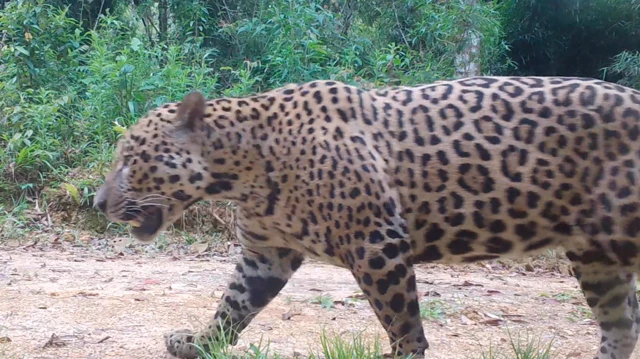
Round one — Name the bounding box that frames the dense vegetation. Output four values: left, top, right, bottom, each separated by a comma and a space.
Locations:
0, 0, 639, 215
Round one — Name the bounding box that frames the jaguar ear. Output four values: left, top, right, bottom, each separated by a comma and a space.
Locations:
177, 91, 206, 131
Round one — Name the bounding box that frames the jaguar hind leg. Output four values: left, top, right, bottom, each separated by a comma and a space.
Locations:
569, 258, 639, 359
349, 241, 428, 358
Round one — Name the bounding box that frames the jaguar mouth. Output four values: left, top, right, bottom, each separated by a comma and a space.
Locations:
129, 206, 163, 241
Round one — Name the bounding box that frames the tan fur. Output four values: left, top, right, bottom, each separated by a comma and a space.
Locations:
95, 77, 640, 359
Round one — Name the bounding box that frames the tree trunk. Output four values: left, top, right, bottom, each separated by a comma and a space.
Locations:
77, 0, 115, 31
158, 0, 168, 44
454, 0, 482, 77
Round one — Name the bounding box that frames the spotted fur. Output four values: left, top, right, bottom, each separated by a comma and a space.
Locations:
95, 76, 640, 359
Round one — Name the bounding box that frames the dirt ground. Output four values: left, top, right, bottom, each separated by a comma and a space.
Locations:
1, 243, 639, 359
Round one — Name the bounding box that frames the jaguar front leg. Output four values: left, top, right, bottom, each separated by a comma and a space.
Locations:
165, 246, 304, 359
569, 256, 640, 359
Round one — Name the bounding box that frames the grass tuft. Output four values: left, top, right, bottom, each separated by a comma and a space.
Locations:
477, 330, 555, 359
189, 326, 557, 359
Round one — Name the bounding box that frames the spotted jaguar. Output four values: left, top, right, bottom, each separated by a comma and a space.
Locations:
95, 76, 640, 359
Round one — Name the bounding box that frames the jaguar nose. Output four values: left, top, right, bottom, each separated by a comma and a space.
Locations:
96, 198, 107, 213
94, 186, 108, 213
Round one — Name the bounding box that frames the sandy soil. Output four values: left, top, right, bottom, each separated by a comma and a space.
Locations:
1, 244, 638, 359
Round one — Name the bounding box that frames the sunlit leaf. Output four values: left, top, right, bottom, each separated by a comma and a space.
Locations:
130, 37, 142, 51
121, 64, 135, 74
14, 46, 29, 55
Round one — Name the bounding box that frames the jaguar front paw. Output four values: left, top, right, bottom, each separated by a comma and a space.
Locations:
164, 329, 203, 359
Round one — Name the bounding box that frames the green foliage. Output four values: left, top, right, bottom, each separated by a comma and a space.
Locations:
603, 51, 640, 89
354, 0, 514, 78
220, 0, 349, 86
1, 0, 639, 210
0, 0, 219, 200
1, 0, 86, 192
500, 0, 640, 79
219, 0, 513, 87
0, 0, 512, 204
0, 0, 83, 89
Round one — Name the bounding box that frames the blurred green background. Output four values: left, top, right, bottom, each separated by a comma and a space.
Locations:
0, 0, 639, 216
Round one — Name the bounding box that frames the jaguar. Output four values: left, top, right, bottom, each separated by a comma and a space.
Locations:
94, 76, 640, 359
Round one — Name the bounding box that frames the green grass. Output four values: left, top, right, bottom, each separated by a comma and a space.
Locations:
419, 299, 449, 322
189, 329, 557, 359
195, 330, 390, 359
478, 331, 555, 359
538, 290, 580, 303
311, 330, 386, 359
309, 294, 336, 309
0, 202, 38, 244
566, 306, 593, 323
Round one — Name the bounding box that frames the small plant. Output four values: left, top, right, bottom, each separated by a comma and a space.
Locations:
539, 291, 577, 302
566, 306, 593, 322
419, 299, 448, 322
309, 329, 386, 359
176, 230, 199, 245
198, 334, 275, 359
0, 201, 39, 244
309, 294, 335, 309
478, 330, 555, 359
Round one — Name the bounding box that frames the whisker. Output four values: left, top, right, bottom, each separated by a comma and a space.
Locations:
136, 198, 168, 205
124, 210, 140, 217
138, 204, 168, 208
112, 204, 130, 214
138, 194, 172, 201
135, 198, 170, 205
129, 202, 170, 208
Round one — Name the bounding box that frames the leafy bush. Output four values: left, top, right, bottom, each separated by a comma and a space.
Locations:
3, 0, 639, 212
604, 51, 640, 89
499, 0, 640, 79
0, 0, 513, 204
0, 1, 220, 200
